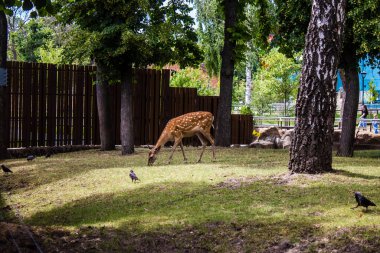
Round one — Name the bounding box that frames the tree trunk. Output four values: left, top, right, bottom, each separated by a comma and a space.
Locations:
96, 63, 115, 150
245, 63, 252, 105
336, 50, 359, 157
215, 0, 238, 147
289, 0, 347, 173
0, 11, 9, 159
120, 65, 134, 155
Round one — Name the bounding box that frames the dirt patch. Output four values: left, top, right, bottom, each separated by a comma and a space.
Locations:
215, 176, 261, 189
269, 173, 322, 186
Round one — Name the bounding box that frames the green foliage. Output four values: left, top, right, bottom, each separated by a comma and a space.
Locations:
194, 0, 274, 77
252, 48, 301, 115
232, 77, 246, 104
170, 67, 219, 96
57, 0, 202, 81
36, 40, 62, 64
367, 79, 379, 104
240, 105, 253, 115
11, 18, 53, 62
194, 0, 224, 78
274, 0, 380, 66
1, 0, 57, 17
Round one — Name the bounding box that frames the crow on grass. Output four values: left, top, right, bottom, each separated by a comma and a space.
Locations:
1, 164, 12, 174
129, 170, 140, 183
352, 191, 376, 210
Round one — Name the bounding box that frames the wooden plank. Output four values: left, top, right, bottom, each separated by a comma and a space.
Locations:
147, 69, 155, 143
132, 69, 141, 145
37, 63, 47, 146
233, 115, 239, 144
92, 75, 100, 145
154, 70, 161, 142
73, 65, 84, 145
57, 65, 64, 146
21, 62, 32, 147
9, 61, 19, 147
46, 64, 57, 146
63, 64, 70, 145
160, 70, 171, 134
83, 66, 92, 145
27, 63, 35, 146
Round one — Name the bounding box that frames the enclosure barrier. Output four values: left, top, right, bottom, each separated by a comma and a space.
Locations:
5, 61, 253, 148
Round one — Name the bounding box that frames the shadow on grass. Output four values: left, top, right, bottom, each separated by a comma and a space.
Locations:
352, 150, 380, 159
26, 179, 379, 227
24, 180, 380, 252
333, 169, 380, 180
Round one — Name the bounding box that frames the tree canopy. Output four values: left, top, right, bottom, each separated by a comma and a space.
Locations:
57, 0, 201, 78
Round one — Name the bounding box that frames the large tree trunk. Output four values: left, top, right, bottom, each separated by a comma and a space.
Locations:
96, 63, 115, 150
215, 0, 238, 147
289, 0, 347, 173
336, 49, 359, 157
0, 12, 9, 159
120, 65, 134, 155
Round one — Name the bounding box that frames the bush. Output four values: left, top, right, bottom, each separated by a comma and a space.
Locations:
170, 67, 219, 96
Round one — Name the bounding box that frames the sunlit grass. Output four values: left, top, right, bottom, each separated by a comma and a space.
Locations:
1, 147, 380, 252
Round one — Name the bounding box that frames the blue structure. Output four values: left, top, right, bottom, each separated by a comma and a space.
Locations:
336, 60, 380, 109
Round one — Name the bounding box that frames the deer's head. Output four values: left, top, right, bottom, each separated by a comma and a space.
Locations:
148, 146, 161, 166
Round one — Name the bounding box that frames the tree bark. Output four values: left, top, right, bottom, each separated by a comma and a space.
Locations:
120, 65, 134, 155
96, 63, 115, 150
245, 63, 252, 105
336, 49, 359, 157
0, 11, 9, 159
289, 0, 347, 173
215, 0, 238, 147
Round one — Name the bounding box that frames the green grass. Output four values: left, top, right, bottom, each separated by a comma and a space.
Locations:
1, 147, 380, 252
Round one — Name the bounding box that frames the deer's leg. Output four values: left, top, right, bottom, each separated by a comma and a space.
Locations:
196, 133, 208, 163
179, 141, 188, 163
168, 137, 182, 164
199, 129, 216, 161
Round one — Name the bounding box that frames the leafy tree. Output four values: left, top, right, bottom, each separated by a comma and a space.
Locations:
288, 0, 347, 173
12, 18, 53, 62
57, 0, 201, 154
37, 40, 62, 64
6, 6, 31, 60
253, 48, 300, 115
275, 0, 380, 157
170, 67, 219, 96
0, 0, 56, 158
194, 0, 224, 78
367, 79, 379, 104
215, 0, 271, 146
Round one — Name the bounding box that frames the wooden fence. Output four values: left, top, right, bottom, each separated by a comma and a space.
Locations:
6, 61, 253, 148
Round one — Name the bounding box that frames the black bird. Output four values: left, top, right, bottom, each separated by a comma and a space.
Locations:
45, 153, 51, 158
1, 164, 12, 174
27, 155, 35, 161
352, 191, 376, 210
129, 170, 140, 183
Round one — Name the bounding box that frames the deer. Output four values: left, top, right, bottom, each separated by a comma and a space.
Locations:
148, 111, 216, 166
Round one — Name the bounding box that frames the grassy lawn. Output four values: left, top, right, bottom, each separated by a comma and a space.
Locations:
1, 147, 380, 252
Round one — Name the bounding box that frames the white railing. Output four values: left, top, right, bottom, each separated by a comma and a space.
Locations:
253, 116, 379, 131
